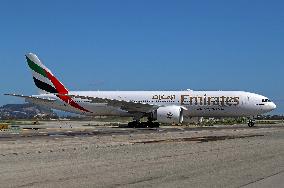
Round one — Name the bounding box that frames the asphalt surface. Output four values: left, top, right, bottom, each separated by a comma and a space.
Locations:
0, 122, 283, 188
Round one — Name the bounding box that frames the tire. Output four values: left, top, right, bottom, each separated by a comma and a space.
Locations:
147, 122, 155, 128
248, 122, 255, 127
139, 122, 148, 128
128, 122, 135, 128
153, 122, 160, 128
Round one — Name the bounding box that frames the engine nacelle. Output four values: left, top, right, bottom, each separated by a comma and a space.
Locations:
154, 106, 185, 124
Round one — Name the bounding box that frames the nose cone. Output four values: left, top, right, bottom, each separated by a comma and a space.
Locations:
270, 102, 277, 110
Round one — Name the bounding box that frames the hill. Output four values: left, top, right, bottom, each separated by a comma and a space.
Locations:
0, 103, 58, 119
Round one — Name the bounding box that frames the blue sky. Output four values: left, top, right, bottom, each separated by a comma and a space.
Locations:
0, 0, 283, 114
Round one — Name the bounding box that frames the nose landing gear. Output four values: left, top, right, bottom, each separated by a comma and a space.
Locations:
247, 119, 255, 127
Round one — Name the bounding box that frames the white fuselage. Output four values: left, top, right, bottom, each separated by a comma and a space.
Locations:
27, 91, 276, 118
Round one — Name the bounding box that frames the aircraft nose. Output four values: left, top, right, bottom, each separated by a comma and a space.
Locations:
271, 102, 277, 110
267, 102, 277, 111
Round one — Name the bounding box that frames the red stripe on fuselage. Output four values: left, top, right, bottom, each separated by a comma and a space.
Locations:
45, 70, 90, 113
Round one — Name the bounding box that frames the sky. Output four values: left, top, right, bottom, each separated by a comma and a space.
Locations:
0, 0, 283, 114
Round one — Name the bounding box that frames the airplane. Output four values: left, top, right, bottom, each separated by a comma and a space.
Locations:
5, 53, 277, 128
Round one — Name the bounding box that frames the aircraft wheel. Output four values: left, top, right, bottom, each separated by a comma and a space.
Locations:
127, 122, 135, 128
128, 121, 140, 128
248, 120, 255, 127
139, 122, 148, 128
147, 121, 154, 128
145, 121, 159, 128
153, 122, 160, 128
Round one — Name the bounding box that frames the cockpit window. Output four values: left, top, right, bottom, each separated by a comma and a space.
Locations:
262, 99, 271, 102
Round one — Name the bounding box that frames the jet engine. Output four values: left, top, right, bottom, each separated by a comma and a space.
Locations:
153, 106, 185, 124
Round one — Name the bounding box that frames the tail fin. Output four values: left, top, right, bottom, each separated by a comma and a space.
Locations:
25, 53, 69, 94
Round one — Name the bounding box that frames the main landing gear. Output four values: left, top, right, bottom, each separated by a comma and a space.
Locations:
247, 119, 255, 127
127, 120, 160, 128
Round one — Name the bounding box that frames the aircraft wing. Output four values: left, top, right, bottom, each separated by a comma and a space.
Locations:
4, 94, 56, 102
64, 94, 160, 113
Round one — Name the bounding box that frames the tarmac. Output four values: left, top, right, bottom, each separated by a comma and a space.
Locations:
0, 121, 283, 188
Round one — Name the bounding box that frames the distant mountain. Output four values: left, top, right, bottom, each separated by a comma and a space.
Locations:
0, 103, 58, 119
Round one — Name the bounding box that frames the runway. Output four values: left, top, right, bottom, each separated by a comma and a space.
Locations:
0, 121, 283, 188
